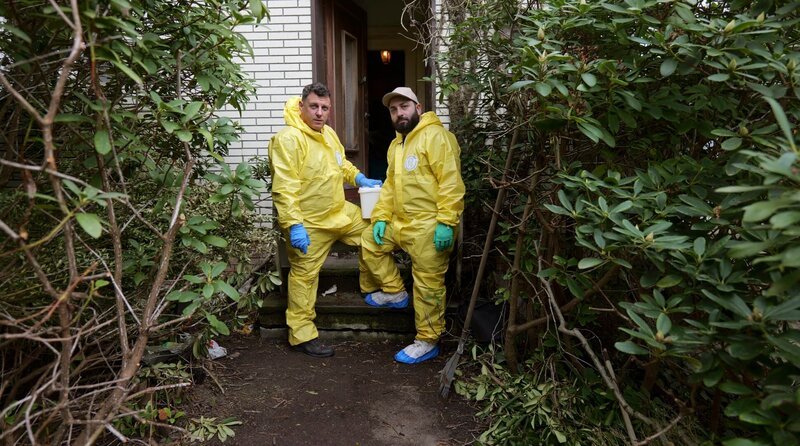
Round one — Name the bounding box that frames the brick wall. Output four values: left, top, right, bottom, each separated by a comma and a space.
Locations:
218, 0, 313, 217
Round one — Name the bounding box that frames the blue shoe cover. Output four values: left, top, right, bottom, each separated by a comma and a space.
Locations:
364, 292, 409, 309
394, 345, 440, 364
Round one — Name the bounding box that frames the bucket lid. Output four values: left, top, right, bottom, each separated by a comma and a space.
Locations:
358, 186, 382, 193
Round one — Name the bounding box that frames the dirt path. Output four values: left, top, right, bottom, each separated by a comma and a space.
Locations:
188, 335, 481, 446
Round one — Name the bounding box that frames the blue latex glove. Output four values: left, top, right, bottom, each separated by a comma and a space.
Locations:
433, 223, 454, 252
373, 221, 387, 245
355, 173, 382, 188
289, 224, 310, 254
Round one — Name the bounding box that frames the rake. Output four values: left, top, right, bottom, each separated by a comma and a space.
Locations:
439, 129, 519, 398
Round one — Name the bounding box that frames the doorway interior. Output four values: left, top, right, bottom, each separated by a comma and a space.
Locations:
366, 49, 404, 181
314, 0, 431, 180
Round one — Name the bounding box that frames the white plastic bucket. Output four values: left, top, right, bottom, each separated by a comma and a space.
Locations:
358, 186, 382, 219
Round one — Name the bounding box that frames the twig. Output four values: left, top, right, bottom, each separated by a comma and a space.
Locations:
203, 365, 225, 395
533, 241, 664, 445
635, 414, 684, 445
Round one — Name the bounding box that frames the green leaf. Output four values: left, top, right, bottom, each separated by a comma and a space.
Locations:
721, 137, 743, 151
182, 301, 201, 316
55, 113, 92, 123
216, 280, 240, 302
656, 313, 672, 335
175, 130, 192, 142
75, 213, 103, 238
719, 382, 753, 395
764, 296, 800, 321
211, 262, 227, 278
577, 122, 602, 143
94, 130, 111, 155
728, 342, 763, 361
219, 184, 236, 195
184, 274, 204, 284
708, 73, 730, 82
166, 290, 197, 302
615, 341, 649, 355
769, 211, 800, 229
610, 200, 633, 214
203, 235, 228, 248
627, 310, 653, 337
202, 283, 214, 299
199, 128, 215, 151
723, 398, 758, 417
656, 275, 682, 288
182, 102, 203, 122
693, 237, 706, 257
161, 120, 180, 133
701, 290, 752, 319
581, 72, 597, 87
593, 229, 606, 249
0, 23, 31, 43
660, 58, 677, 77
578, 258, 603, 269
764, 96, 796, 150
250, 0, 265, 19
535, 82, 552, 97
509, 80, 534, 91
716, 185, 768, 193
63, 180, 82, 196
207, 314, 230, 336
743, 200, 788, 222
112, 60, 143, 85
94, 279, 109, 288
722, 438, 766, 446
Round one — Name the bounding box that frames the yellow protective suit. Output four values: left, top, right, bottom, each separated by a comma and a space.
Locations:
360, 111, 465, 343
269, 97, 369, 346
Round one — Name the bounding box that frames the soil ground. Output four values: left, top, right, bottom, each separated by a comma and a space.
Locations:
187, 334, 482, 446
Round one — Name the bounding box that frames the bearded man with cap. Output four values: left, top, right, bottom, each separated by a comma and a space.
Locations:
269, 82, 383, 358
359, 87, 465, 364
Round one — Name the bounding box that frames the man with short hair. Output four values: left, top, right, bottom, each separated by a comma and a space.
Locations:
269, 82, 382, 357
360, 87, 465, 364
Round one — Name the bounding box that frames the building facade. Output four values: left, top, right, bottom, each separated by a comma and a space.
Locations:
219, 0, 450, 215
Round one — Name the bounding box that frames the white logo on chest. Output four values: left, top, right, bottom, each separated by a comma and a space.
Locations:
335, 151, 343, 166
404, 155, 418, 172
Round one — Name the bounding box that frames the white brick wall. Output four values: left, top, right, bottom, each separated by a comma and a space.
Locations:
219, 0, 313, 216
434, 0, 451, 127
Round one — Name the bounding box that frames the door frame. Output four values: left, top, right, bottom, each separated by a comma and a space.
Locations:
312, 0, 368, 172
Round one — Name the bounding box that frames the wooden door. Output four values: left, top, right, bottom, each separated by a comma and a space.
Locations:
318, 0, 368, 173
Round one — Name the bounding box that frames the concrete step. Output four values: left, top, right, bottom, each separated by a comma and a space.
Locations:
259, 291, 416, 332
278, 250, 413, 294
258, 291, 462, 336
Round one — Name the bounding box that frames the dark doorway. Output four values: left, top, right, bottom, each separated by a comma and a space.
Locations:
366, 50, 405, 180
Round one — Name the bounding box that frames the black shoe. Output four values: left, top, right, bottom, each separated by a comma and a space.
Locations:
290, 338, 334, 358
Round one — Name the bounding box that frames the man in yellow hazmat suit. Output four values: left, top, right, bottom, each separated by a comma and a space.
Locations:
269, 83, 382, 357
360, 87, 465, 364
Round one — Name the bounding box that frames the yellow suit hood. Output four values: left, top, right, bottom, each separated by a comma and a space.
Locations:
268, 97, 361, 230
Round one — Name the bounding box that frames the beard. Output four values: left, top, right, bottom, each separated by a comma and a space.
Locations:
393, 110, 420, 134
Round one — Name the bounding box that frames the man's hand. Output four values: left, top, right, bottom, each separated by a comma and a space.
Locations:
289, 224, 310, 254
433, 223, 453, 252
373, 221, 387, 245
356, 173, 382, 188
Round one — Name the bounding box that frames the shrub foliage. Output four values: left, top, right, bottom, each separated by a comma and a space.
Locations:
438, 0, 800, 444
0, 0, 272, 444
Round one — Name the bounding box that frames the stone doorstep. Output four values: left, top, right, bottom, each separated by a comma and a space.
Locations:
258, 291, 417, 332
258, 291, 462, 336
259, 327, 414, 342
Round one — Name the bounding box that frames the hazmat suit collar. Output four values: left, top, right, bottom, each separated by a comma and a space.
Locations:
283, 96, 327, 141
397, 111, 441, 143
